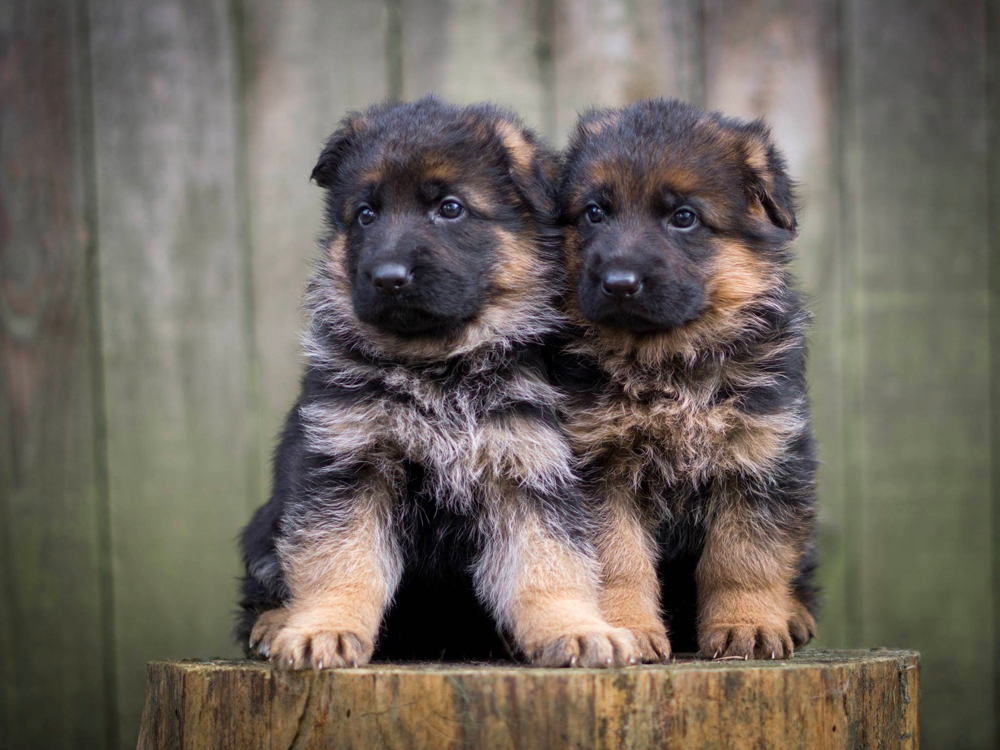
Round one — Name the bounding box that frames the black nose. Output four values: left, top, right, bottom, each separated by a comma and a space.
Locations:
372, 263, 412, 294
601, 270, 641, 299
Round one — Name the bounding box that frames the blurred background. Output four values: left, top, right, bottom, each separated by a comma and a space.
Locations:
1, 0, 995, 747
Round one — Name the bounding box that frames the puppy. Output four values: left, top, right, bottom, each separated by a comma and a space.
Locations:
237, 98, 638, 669
554, 99, 818, 660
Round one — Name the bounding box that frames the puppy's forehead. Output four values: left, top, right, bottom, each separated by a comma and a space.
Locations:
568, 111, 746, 208
349, 123, 503, 194
358, 149, 469, 186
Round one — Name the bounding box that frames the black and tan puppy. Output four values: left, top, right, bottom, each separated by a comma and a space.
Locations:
237, 98, 638, 669
555, 99, 818, 660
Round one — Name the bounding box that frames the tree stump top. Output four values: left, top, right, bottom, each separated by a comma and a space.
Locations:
138, 648, 919, 749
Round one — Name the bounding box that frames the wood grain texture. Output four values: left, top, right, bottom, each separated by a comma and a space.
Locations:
701, 0, 846, 648
0, 1, 110, 747
990, 0, 1000, 734
841, 0, 992, 747
239, 0, 389, 485
551, 0, 702, 144
87, 1, 259, 746
401, 0, 550, 137
137, 651, 920, 750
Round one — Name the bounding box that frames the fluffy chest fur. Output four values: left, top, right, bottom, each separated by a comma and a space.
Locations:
302, 353, 573, 512
566, 360, 806, 498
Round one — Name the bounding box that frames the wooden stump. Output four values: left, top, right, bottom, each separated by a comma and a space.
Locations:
137, 649, 918, 749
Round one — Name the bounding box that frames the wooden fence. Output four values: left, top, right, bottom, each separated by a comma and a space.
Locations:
1, 0, 996, 747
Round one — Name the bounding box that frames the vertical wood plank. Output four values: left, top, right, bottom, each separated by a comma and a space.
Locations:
551, 0, 702, 145
701, 0, 847, 646
401, 0, 550, 137
239, 0, 389, 477
87, 1, 258, 746
989, 0, 1000, 736
0, 1, 110, 747
842, 1, 993, 746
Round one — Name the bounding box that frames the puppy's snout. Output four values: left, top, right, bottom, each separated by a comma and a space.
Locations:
601, 270, 642, 299
372, 263, 412, 295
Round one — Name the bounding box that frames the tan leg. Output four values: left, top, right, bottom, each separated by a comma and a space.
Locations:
477, 509, 639, 668
270, 484, 402, 670
696, 505, 797, 660
595, 499, 671, 662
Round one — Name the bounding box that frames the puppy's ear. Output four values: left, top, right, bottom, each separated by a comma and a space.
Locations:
491, 115, 559, 220
573, 107, 620, 141
738, 121, 798, 234
311, 114, 364, 189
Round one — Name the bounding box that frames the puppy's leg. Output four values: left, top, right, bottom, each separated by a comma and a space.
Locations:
270, 478, 403, 670
787, 599, 817, 647
696, 503, 800, 660
789, 536, 819, 646
476, 507, 639, 668
595, 496, 671, 662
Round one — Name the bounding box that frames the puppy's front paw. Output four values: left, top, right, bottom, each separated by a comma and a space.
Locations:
628, 622, 672, 663
269, 611, 373, 670
788, 601, 817, 647
698, 620, 794, 660
249, 607, 289, 658
526, 626, 639, 668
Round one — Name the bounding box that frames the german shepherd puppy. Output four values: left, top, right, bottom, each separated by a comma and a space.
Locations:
237, 98, 638, 669
554, 99, 818, 660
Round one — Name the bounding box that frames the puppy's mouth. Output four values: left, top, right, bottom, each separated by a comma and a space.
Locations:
357, 298, 473, 337
589, 306, 676, 334
581, 292, 704, 334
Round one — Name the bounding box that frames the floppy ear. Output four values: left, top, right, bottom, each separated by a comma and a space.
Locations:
311, 114, 364, 189
740, 121, 798, 234
492, 116, 559, 220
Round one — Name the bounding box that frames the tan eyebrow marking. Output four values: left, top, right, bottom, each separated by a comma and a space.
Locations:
458, 185, 500, 216
658, 165, 700, 196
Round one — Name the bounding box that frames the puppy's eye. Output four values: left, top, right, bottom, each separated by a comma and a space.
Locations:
439, 200, 464, 219
358, 205, 376, 226
585, 204, 605, 224
670, 207, 698, 229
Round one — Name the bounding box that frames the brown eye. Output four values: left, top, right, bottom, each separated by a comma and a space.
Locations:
439, 200, 464, 219
358, 205, 376, 226
585, 204, 604, 224
670, 207, 697, 229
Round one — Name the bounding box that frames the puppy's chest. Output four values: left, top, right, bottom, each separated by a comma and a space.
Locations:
568, 372, 788, 486
384, 379, 494, 486
570, 387, 722, 482
306, 366, 566, 504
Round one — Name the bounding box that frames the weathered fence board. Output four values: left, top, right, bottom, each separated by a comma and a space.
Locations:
990, 0, 1000, 734
552, 0, 703, 143
87, 1, 260, 746
401, 0, 550, 137
842, 0, 992, 747
701, 0, 847, 646
0, 1, 110, 747
240, 0, 390, 476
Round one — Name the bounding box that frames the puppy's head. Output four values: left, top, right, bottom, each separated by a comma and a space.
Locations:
309, 97, 560, 360
560, 99, 797, 357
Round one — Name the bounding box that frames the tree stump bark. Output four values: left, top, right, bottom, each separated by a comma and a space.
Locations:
137, 649, 918, 749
